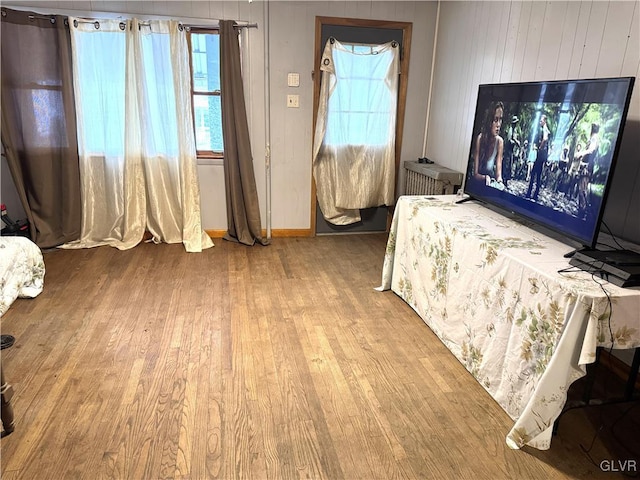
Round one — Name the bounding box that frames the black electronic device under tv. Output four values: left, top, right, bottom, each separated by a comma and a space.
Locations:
462, 76, 635, 249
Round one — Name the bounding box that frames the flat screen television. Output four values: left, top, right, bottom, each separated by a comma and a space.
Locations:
463, 76, 635, 249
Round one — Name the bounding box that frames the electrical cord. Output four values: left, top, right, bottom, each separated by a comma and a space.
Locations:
600, 221, 627, 251
557, 234, 637, 470
579, 422, 606, 468
557, 257, 629, 471
590, 271, 615, 348
576, 274, 640, 477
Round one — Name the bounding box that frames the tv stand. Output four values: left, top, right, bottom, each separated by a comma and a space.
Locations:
379, 195, 640, 450
569, 248, 640, 287
454, 196, 475, 205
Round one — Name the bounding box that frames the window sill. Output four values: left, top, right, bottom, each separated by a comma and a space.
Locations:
197, 157, 224, 166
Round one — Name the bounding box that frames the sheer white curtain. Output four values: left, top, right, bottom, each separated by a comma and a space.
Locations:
66, 18, 213, 252
313, 38, 399, 225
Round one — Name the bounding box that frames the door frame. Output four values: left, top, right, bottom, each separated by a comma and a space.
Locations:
310, 16, 413, 235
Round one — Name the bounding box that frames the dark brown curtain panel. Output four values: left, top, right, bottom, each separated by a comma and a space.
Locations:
1, 8, 81, 248
219, 20, 267, 246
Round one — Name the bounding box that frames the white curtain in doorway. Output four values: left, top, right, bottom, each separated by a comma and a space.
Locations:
65, 18, 213, 252
313, 38, 399, 225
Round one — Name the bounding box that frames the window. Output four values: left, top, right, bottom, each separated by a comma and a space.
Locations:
324, 42, 398, 147
30, 82, 66, 148
188, 29, 223, 158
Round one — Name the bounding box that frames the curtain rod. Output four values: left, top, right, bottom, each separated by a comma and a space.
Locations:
2, 5, 257, 29
188, 23, 258, 30
72, 17, 258, 30
27, 13, 55, 23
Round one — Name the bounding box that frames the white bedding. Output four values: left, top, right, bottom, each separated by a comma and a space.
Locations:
0, 236, 45, 318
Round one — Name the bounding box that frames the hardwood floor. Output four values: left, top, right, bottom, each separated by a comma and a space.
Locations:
0, 234, 637, 479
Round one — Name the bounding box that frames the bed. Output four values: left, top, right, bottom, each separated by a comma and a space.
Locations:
1, 235, 45, 435
378, 195, 640, 450
1, 236, 45, 318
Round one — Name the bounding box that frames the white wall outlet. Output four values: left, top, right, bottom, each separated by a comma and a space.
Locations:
287, 73, 300, 87
287, 94, 299, 108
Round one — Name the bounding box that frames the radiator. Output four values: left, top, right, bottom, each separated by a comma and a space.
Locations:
404, 161, 463, 196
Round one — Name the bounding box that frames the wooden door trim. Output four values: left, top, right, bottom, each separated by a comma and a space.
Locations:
310, 16, 413, 235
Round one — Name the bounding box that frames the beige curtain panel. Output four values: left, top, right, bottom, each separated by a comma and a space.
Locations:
312, 38, 399, 225
64, 17, 212, 252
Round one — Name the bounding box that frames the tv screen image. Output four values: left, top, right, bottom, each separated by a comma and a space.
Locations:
463, 77, 635, 249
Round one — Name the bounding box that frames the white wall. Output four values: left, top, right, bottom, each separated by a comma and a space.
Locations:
268, 1, 436, 230
425, 0, 640, 244
1, 0, 437, 233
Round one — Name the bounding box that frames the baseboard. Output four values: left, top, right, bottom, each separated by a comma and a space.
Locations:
271, 229, 314, 237
205, 229, 314, 239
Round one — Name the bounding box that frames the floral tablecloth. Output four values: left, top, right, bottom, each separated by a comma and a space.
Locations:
0, 236, 45, 318
378, 195, 640, 450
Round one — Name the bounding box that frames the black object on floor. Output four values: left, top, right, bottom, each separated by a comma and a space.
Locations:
0, 335, 15, 350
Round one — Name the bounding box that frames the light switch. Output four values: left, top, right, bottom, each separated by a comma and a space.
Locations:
287, 73, 300, 87
287, 95, 299, 108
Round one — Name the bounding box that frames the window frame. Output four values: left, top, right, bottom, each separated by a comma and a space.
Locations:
187, 27, 223, 160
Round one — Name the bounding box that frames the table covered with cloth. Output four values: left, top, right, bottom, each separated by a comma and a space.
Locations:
1, 236, 45, 318
377, 195, 640, 450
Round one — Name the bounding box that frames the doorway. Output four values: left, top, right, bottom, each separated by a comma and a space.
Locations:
312, 17, 412, 234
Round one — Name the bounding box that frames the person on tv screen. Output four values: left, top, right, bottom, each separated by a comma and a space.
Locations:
566, 142, 582, 200
503, 115, 521, 188
472, 101, 504, 190
526, 113, 551, 200
575, 123, 600, 218
556, 144, 570, 193
524, 139, 534, 181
